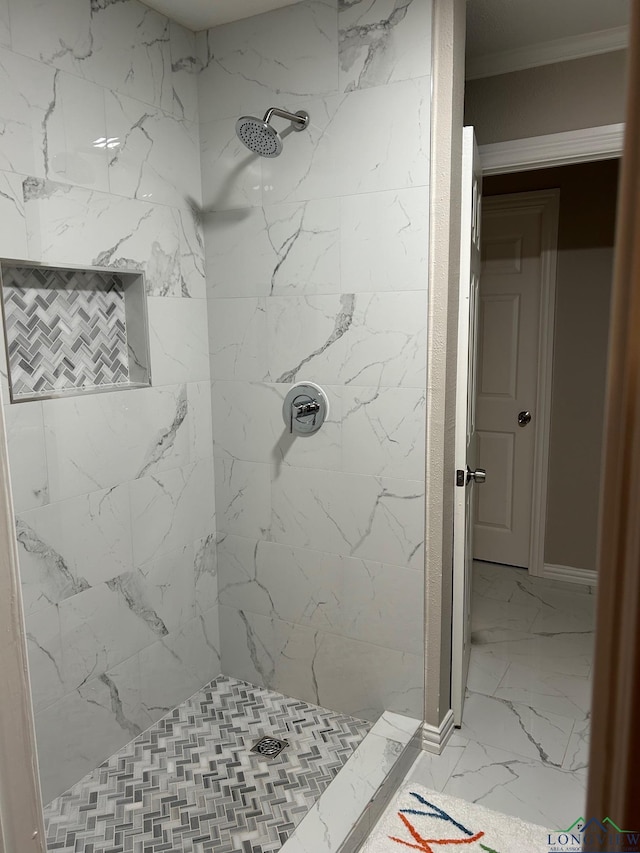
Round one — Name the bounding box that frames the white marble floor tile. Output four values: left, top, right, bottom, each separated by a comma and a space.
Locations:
444, 563, 594, 829
404, 734, 469, 792
466, 645, 510, 696
527, 590, 597, 634
471, 591, 539, 633
493, 662, 591, 721
442, 740, 586, 828
459, 691, 574, 769
474, 561, 594, 605
470, 626, 594, 677
472, 561, 531, 603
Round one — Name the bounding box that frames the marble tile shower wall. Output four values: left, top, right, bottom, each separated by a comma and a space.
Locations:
0, 0, 219, 802
199, 0, 431, 721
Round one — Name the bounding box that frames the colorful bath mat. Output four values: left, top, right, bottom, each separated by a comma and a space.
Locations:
360, 782, 546, 853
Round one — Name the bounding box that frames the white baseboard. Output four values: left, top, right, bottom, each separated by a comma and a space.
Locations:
543, 562, 597, 587
422, 709, 454, 755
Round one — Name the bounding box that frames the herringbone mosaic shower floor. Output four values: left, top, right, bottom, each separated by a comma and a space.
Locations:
43, 675, 371, 853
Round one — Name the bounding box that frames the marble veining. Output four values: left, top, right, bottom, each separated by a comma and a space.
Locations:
169, 22, 200, 122
338, 0, 432, 92
16, 518, 91, 606
97, 671, 143, 739
404, 738, 587, 830
136, 384, 188, 478
339, 0, 413, 90
428, 561, 596, 826
0, 0, 215, 803
2, 0, 435, 800
24, 179, 205, 299
276, 294, 355, 383
220, 605, 424, 721
266, 200, 340, 296
106, 572, 169, 636
218, 535, 423, 656
105, 90, 200, 209
208, 0, 431, 726
196, 0, 339, 123
3, 402, 49, 513
0, 0, 9, 48
194, 533, 216, 592
9, 0, 175, 114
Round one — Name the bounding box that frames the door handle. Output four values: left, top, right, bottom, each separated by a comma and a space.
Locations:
518, 410, 532, 427
467, 466, 486, 484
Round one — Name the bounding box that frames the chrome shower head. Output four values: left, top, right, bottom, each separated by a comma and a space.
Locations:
236, 116, 282, 157
235, 107, 309, 158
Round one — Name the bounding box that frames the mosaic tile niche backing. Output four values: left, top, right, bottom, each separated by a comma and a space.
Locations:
0, 263, 150, 402
44, 675, 372, 853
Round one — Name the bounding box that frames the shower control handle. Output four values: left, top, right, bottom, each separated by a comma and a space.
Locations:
293, 400, 320, 423
283, 383, 329, 437
289, 399, 320, 433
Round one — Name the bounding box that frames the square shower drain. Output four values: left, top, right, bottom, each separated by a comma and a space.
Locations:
250, 735, 289, 759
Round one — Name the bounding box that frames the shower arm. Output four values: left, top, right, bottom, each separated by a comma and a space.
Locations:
263, 107, 309, 129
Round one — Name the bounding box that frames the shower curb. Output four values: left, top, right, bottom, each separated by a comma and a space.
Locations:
280, 711, 423, 853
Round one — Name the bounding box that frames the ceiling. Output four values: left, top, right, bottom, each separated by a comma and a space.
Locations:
467, 0, 630, 78
143, 0, 303, 31
144, 0, 629, 74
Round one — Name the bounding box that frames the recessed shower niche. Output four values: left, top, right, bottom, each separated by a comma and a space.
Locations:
0, 261, 151, 403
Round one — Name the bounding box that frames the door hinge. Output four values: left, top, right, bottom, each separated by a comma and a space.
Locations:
456, 469, 465, 487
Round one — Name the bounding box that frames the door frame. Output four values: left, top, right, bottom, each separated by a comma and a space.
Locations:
479, 190, 560, 578
478, 124, 623, 583
452, 126, 482, 726
588, 0, 640, 819
480, 123, 625, 176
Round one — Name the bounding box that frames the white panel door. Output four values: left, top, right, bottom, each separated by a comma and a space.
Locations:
474, 193, 548, 568
452, 127, 482, 726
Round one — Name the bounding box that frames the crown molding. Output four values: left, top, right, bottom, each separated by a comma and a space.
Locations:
479, 123, 625, 176
466, 25, 629, 81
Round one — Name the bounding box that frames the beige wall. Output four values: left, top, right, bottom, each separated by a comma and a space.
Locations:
485, 160, 619, 572
465, 51, 628, 144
